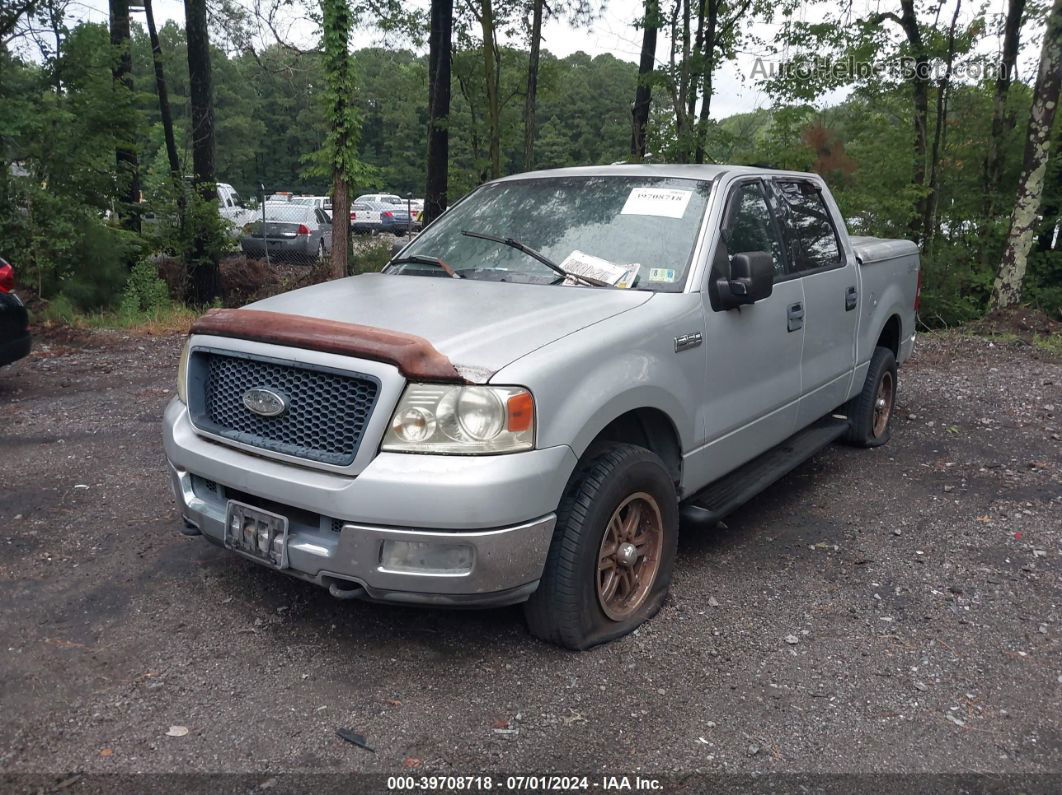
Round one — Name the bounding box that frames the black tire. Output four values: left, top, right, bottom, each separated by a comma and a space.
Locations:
524, 443, 678, 650
844, 345, 898, 447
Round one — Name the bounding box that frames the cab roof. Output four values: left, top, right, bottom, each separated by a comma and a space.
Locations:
491, 163, 820, 183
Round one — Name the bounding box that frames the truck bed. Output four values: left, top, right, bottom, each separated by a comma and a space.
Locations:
850, 235, 920, 367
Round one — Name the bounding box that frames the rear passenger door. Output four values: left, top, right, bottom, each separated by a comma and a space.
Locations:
769, 179, 858, 427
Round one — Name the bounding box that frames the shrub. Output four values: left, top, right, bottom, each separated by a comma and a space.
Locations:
120, 259, 173, 315
37, 294, 78, 325
350, 239, 393, 275
57, 221, 141, 311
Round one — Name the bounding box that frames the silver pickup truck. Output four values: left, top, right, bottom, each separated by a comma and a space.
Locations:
163, 165, 919, 649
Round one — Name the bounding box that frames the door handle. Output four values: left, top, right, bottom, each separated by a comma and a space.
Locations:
787, 302, 804, 333
846, 286, 858, 311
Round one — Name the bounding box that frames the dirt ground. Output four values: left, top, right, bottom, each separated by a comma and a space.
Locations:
0, 327, 1060, 785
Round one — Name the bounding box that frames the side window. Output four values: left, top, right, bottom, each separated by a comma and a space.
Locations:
723, 181, 786, 278
774, 181, 841, 272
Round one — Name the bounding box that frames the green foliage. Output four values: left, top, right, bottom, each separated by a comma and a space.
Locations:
120, 259, 173, 315
349, 240, 394, 275
59, 222, 141, 311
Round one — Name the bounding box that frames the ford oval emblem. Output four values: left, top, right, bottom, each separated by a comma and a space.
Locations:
242, 387, 287, 417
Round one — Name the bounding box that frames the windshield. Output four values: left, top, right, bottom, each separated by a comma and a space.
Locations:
394, 176, 712, 290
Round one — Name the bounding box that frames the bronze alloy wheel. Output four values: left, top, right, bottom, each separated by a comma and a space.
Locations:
597, 492, 664, 621
873, 370, 895, 438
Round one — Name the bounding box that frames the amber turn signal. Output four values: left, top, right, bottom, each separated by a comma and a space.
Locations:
506, 391, 534, 433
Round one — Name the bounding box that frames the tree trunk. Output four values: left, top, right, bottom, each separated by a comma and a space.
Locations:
686, 0, 704, 124
982, 0, 1026, 220
184, 0, 219, 303
523, 0, 544, 170
989, 0, 1062, 309
674, 0, 692, 161
631, 0, 658, 159
900, 0, 929, 242
144, 0, 185, 235
109, 0, 139, 234
331, 174, 350, 279
322, 0, 355, 279
479, 0, 501, 179
693, 0, 718, 163
425, 0, 453, 223
922, 0, 961, 247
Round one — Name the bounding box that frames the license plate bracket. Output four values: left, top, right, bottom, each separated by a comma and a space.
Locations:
224, 500, 289, 569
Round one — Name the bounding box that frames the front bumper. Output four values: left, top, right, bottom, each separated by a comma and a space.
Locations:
163, 399, 576, 605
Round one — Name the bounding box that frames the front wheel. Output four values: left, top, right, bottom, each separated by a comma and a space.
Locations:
844, 345, 898, 447
524, 444, 678, 650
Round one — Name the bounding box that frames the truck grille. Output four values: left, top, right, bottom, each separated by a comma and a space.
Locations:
189, 350, 381, 466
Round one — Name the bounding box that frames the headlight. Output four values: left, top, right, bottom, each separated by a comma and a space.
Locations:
177, 339, 191, 403
382, 384, 534, 454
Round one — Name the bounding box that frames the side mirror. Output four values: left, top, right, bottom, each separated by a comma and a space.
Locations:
717, 251, 773, 308
391, 241, 405, 258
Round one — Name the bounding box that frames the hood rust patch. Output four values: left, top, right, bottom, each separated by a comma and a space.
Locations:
190, 308, 467, 383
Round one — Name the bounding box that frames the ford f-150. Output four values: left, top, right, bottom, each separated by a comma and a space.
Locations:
163, 165, 920, 649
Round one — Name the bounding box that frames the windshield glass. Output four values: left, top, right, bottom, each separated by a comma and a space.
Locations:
395, 176, 712, 291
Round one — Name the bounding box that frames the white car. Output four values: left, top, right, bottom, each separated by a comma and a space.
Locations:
350, 201, 413, 235
355, 193, 404, 206
291, 196, 332, 212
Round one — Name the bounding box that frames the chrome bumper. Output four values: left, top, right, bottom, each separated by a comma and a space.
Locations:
168, 462, 556, 607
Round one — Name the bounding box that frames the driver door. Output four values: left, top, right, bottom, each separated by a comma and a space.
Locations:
697, 178, 804, 485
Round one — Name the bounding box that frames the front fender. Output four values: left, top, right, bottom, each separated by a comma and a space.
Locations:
492, 293, 706, 464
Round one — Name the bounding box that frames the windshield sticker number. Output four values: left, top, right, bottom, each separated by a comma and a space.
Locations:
620, 188, 693, 219
649, 268, 677, 283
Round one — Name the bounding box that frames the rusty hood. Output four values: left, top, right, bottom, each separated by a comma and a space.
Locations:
220, 272, 653, 382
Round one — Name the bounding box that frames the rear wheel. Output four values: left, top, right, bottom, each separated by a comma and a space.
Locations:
524, 444, 678, 650
844, 345, 898, 447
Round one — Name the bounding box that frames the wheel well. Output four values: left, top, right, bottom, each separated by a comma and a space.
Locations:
585, 408, 682, 485
877, 315, 901, 356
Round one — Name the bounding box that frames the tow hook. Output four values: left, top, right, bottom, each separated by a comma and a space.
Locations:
180, 519, 202, 537
328, 581, 365, 600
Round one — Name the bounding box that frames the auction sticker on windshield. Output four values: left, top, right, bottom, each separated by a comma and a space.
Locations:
620, 187, 692, 219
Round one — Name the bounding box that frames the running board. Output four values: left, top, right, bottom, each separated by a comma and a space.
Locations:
681, 416, 850, 526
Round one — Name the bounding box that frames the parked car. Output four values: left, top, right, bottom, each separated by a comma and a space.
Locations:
165, 164, 919, 649
349, 201, 376, 234
354, 193, 403, 206
349, 201, 414, 235
0, 256, 31, 367
239, 205, 332, 263
291, 195, 332, 212
217, 182, 257, 236
142, 181, 255, 238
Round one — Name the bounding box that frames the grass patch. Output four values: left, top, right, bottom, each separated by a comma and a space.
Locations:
1031, 334, 1062, 356
35, 299, 198, 334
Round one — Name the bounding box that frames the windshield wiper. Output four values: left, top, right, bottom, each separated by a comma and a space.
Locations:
460, 229, 610, 287
388, 254, 462, 279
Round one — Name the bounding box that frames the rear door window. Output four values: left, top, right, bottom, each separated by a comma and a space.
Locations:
772, 181, 841, 273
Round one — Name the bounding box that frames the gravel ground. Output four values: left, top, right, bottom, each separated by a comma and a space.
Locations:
0, 329, 1060, 782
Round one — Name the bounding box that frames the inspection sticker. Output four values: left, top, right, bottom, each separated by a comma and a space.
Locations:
649, 267, 677, 283
561, 250, 641, 287
620, 187, 692, 219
